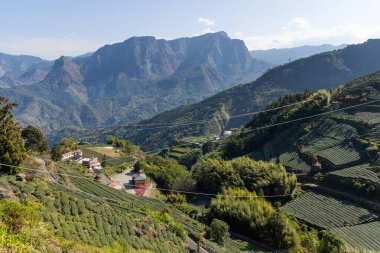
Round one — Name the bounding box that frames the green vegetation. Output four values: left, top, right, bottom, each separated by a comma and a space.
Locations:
283, 192, 378, 229
106, 135, 140, 155
318, 231, 345, 253
192, 157, 297, 196
137, 156, 193, 190
21, 126, 49, 153
0, 96, 27, 174
0, 200, 56, 253
206, 219, 230, 245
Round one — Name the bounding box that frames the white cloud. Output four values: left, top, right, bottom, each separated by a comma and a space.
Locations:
282, 17, 312, 31
197, 17, 215, 26
0, 34, 105, 60
234, 18, 380, 50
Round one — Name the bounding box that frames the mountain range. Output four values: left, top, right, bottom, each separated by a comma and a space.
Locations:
0, 53, 52, 88
67, 38, 380, 150
0, 32, 272, 131
250, 44, 347, 65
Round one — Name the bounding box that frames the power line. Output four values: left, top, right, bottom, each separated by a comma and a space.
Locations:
0, 162, 296, 198
40, 98, 313, 130
136, 98, 380, 155
233, 98, 380, 135
90, 98, 380, 160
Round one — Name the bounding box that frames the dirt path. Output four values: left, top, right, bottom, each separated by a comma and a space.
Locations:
33, 157, 57, 182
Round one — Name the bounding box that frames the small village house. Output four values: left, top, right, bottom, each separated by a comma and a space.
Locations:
132, 173, 146, 188
82, 156, 101, 172
62, 149, 83, 160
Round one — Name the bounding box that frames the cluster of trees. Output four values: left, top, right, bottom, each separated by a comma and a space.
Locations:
166, 193, 200, 217
135, 156, 194, 190
21, 126, 49, 154
209, 188, 345, 252
177, 149, 202, 168
0, 97, 27, 174
192, 156, 297, 196
106, 136, 139, 155
224, 90, 332, 157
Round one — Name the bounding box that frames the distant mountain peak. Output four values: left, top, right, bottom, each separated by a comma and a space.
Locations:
46, 56, 82, 84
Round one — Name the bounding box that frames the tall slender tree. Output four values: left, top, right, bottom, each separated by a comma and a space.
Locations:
0, 97, 27, 174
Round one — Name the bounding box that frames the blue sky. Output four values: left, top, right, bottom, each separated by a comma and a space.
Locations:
1, 0, 380, 59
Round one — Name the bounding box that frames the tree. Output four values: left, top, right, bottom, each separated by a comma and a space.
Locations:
51, 144, 62, 161
207, 219, 230, 245
191, 158, 244, 193
50, 138, 78, 161
167, 193, 186, 204
264, 208, 299, 249
318, 231, 344, 253
195, 231, 205, 253
21, 125, 49, 153
101, 154, 106, 168
134, 161, 144, 173
0, 97, 27, 174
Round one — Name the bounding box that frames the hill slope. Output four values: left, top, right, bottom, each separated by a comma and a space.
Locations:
0, 32, 272, 131
224, 70, 380, 198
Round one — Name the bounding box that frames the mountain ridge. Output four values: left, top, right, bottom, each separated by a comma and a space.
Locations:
0, 32, 272, 131
250, 44, 347, 65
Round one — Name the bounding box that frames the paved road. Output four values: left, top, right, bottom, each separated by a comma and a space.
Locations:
111, 168, 134, 187
98, 173, 112, 185
143, 181, 153, 197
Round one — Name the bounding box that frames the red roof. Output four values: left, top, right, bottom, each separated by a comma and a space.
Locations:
74, 149, 82, 152
108, 182, 121, 188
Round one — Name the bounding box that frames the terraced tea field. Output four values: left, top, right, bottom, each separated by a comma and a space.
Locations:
351, 112, 380, 124
300, 119, 364, 166
327, 164, 379, 183
315, 144, 363, 166
69, 175, 268, 253
331, 221, 380, 251
279, 152, 312, 174
283, 192, 379, 229
366, 124, 380, 142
